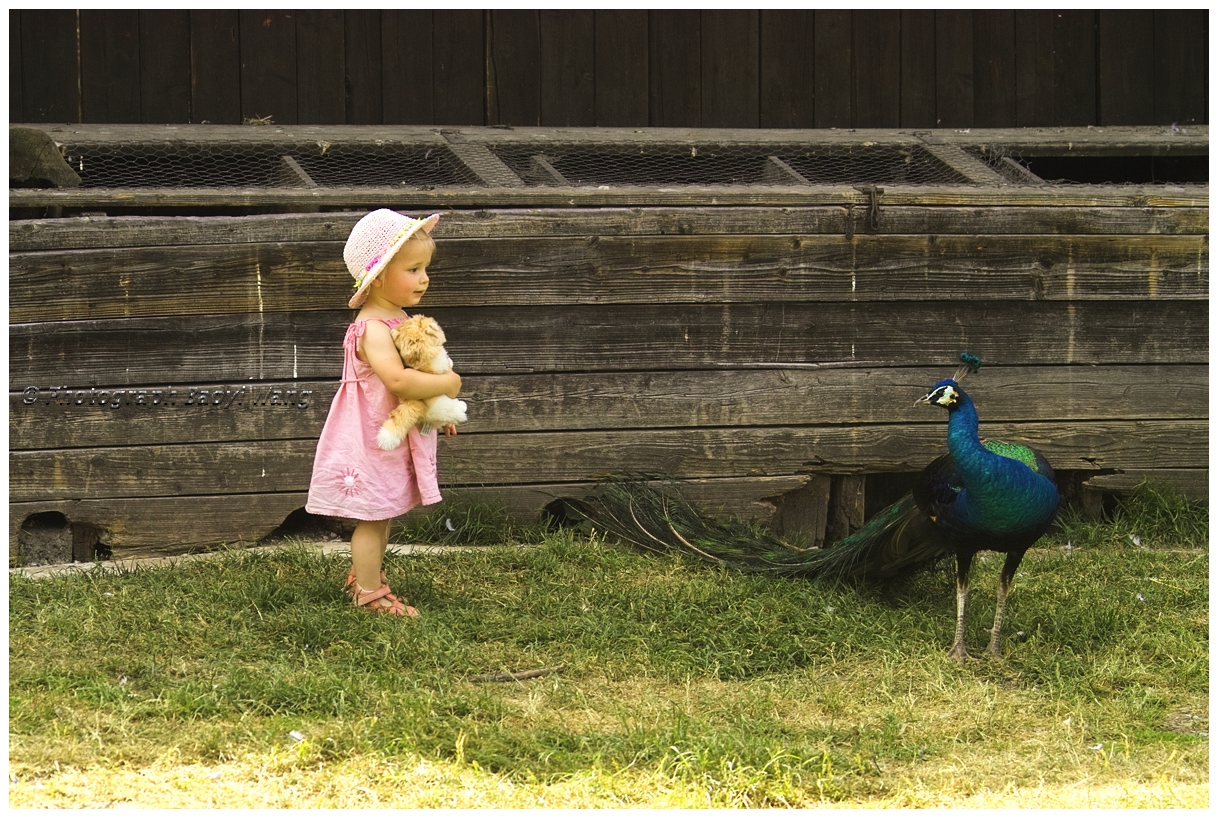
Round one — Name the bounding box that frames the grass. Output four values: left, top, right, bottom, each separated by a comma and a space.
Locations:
7, 485, 1209, 808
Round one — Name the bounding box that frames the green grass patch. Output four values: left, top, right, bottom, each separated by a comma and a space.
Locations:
8, 485, 1208, 808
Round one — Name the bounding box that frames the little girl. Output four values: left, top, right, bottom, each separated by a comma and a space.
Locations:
306, 209, 462, 616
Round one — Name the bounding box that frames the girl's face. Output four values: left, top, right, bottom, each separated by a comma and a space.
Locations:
373, 239, 432, 308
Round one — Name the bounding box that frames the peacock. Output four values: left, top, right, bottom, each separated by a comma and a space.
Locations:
567, 354, 1062, 661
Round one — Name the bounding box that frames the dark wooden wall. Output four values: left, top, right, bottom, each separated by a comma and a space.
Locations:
8, 125, 1209, 562
10, 9, 1209, 128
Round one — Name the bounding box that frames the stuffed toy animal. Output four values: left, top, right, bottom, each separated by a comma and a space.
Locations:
376, 315, 468, 450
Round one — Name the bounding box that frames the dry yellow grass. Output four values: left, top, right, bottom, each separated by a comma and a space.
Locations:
9, 751, 1207, 810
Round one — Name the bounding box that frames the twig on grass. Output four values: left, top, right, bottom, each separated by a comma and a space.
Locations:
470, 664, 566, 683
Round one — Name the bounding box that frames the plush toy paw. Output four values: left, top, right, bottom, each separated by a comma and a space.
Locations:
376, 426, 405, 451
427, 396, 468, 426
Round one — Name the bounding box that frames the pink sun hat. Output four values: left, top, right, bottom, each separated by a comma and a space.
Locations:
344, 209, 441, 308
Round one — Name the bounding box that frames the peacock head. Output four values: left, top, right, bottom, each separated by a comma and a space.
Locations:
916, 379, 965, 410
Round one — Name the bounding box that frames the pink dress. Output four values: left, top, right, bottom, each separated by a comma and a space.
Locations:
306, 318, 443, 521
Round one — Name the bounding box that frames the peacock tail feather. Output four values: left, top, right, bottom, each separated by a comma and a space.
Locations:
566, 477, 952, 581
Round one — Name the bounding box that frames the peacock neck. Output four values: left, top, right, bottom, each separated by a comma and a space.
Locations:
945, 393, 991, 477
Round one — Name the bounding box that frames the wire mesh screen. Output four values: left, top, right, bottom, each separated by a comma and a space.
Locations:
59, 142, 480, 189
491, 143, 970, 186
41, 138, 1208, 190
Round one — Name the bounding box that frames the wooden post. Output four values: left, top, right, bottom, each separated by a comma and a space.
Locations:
826, 475, 866, 543
771, 475, 831, 547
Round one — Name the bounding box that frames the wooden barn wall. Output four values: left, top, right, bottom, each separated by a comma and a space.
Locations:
9, 9, 1209, 129
8, 129, 1209, 560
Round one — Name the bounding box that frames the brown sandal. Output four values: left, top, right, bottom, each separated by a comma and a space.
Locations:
350, 580, 418, 617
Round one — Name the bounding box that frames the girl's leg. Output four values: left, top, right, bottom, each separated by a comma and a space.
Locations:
350, 519, 417, 615
351, 518, 391, 592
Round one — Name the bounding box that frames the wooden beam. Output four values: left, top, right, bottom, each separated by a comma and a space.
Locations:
445, 142, 526, 187
11, 365, 1207, 449
8, 420, 1210, 503
919, 142, 1009, 185
10, 206, 1208, 253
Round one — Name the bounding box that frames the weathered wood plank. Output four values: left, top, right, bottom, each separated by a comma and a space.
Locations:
1052, 10, 1097, 126
8, 420, 1209, 503
343, 10, 382, 124
432, 10, 485, 126
917, 125, 1207, 156
1014, 10, 1055, 127
295, 10, 346, 125
920, 144, 1009, 185
759, 11, 816, 129
972, 10, 1017, 128
8, 300, 1208, 388
22, 123, 1206, 153
382, 11, 433, 125
649, 10, 702, 127
11, 206, 1208, 252
853, 9, 901, 128
10, 381, 332, 449
593, 10, 648, 127
1083, 469, 1208, 502
239, 10, 298, 125
443, 476, 811, 528
934, 10, 974, 128
770, 475, 831, 543
539, 10, 595, 127
11, 184, 1206, 211
11, 365, 1206, 450
9, 494, 310, 554
9, 233, 1207, 322
446, 144, 526, 187
189, 9, 242, 125
488, 10, 541, 127
80, 9, 141, 124
9, 10, 23, 123
814, 11, 852, 128
702, 10, 759, 128
899, 11, 936, 128
1153, 10, 1208, 127
8, 475, 811, 555
138, 11, 192, 125
1098, 11, 1154, 126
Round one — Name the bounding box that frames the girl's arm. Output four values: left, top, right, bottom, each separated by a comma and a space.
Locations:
360, 320, 462, 401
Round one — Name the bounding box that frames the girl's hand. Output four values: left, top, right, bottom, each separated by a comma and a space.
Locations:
442, 423, 458, 437
361, 321, 461, 401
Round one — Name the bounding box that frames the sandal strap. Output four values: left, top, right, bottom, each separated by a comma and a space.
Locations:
352, 582, 394, 607
351, 582, 416, 616
345, 570, 387, 591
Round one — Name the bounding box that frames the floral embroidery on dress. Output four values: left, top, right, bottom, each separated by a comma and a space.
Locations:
338, 467, 362, 497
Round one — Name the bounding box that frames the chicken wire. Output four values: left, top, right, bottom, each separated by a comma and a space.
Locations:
58, 142, 480, 189
44, 138, 1206, 190
490, 143, 970, 186
55, 139, 973, 189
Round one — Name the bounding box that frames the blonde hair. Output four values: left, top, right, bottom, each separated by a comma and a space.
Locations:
404, 229, 436, 254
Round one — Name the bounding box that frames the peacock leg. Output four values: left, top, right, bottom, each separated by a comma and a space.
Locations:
987, 550, 1026, 657
948, 551, 974, 662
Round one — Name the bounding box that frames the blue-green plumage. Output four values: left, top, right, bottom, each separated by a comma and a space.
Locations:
569, 356, 1062, 660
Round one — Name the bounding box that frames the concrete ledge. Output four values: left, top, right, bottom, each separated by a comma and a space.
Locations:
9, 539, 527, 581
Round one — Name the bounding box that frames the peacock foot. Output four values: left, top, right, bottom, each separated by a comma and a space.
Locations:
947, 642, 971, 663
986, 641, 1004, 659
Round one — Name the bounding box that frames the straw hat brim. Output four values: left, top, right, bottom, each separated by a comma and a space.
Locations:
348, 212, 441, 308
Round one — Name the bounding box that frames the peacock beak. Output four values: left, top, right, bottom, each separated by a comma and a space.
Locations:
914, 392, 933, 406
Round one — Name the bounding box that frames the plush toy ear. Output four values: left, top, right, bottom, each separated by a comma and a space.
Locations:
425, 320, 446, 346
397, 323, 428, 365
